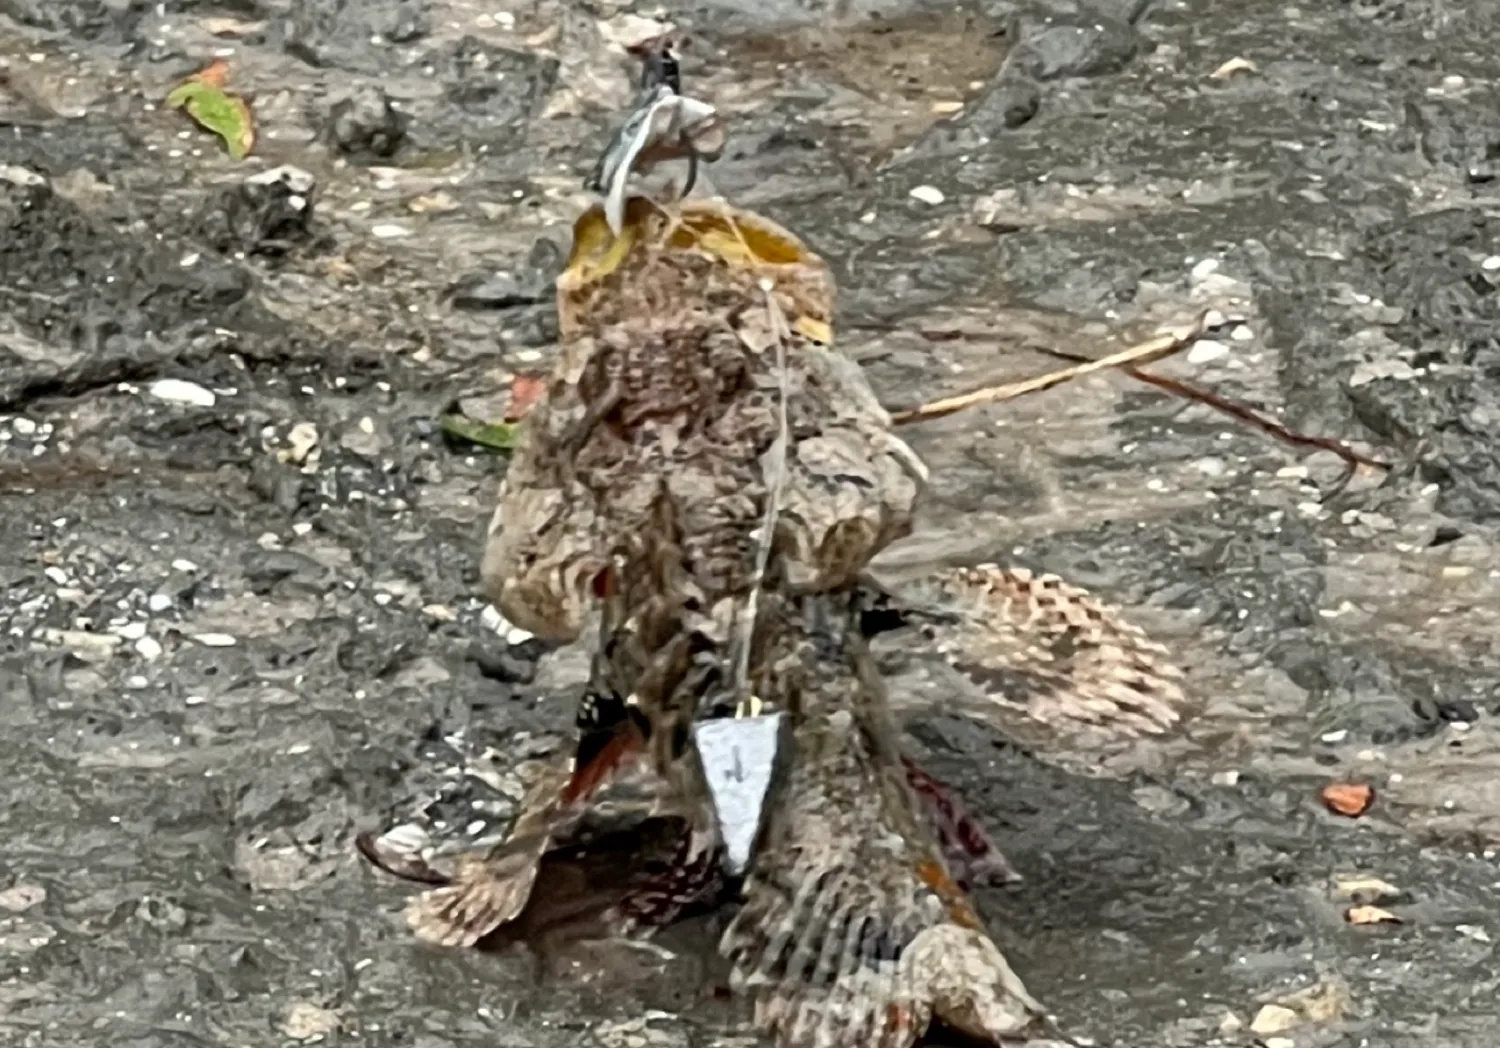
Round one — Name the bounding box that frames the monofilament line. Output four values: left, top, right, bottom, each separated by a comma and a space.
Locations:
729, 276, 792, 708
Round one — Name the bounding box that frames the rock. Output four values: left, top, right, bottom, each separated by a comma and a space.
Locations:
1007, 8, 1140, 81
281, 422, 321, 468
42, 629, 122, 662
339, 416, 387, 459
326, 85, 407, 159
450, 272, 546, 311
148, 378, 216, 407
1187, 340, 1231, 365
468, 641, 538, 685
285, 0, 429, 71
241, 550, 327, 592
0, 884, 46, 912
899, 67, 1040, 164
135, 895, 188, 932
114, 620, 147, 641
0, 164, 46, 187
974, 69, 1042, 130
202, 165, 317, 257
281, 1001, 340, 1041
449, 238, 561, 311
1250, 1004, 1301, 1036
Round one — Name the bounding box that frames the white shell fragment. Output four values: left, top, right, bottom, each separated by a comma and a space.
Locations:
149, 379, 217, 407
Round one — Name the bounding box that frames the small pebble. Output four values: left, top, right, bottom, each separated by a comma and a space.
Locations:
379, 823, 430, 853
172, 558, 199, 572
283, 422, 320, 466
149, 379, 217, 408
282, 1002, 339, 1041
371, 223, 412, 238
1189, 258, 1221, 281
12, 417, 38, 436
0, 884, 46, 912
116, 621, 148, 641
1250, 1004, 1301, 1036
1483, 255, 1500, 272
908, 184, 945, 205
135, 636, 164, 661
1187, 339, 1230, 364
193, 632, 237, 647
43, 566, 70, 586
147, 593, 174, 613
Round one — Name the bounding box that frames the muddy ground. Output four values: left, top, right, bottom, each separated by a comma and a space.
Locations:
3, 0, 1500, 1045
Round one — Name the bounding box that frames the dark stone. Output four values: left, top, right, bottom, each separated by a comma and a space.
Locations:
972, 69, 1042, 130
284, 0, 430, 71
450, 273, 542, 311
468, 642, 537, 685
1346, 210, 1500, 522
1007, 18, 1140, 81
0, 0, 148, 40
440, 37, 556, 115
241, 550, 329, 593
449, 237, 561, 311
200, 166, 317, 257
1437, 698, 1479, 724
326, 87, 408, 159
503, 304, 561, 347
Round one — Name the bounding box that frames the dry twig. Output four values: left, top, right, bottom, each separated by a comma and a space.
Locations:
878, 309, 1391, 487
889, 310, 1225, 425
1028, 347, 1390, 480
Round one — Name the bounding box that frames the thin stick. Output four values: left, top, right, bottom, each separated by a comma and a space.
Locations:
890, 310, 1222, 425
1033, 349, 1391, 477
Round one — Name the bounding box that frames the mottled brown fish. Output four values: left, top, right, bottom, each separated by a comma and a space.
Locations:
370, 65, 1188, 1048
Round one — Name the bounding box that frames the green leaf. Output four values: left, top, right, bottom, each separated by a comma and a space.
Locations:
167, 80, 255, 160
438, 414, 521, 451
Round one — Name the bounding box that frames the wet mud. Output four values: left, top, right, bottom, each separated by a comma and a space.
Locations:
3, 0, 1499, 1045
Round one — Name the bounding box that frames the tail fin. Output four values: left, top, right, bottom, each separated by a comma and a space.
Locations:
720, 708, 1046, 1048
